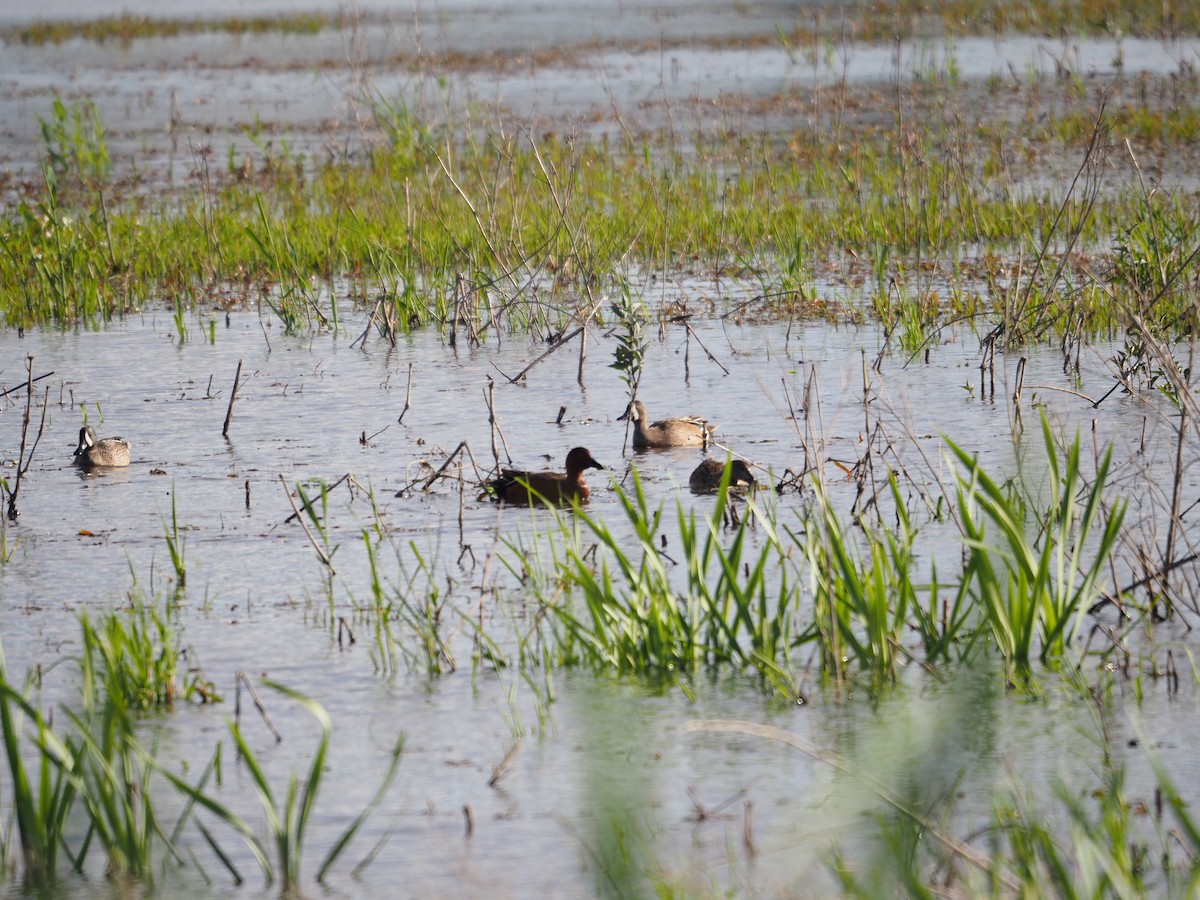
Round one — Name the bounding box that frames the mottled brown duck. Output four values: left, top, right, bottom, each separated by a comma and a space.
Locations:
618, 400, 716, 449
73, 426, 131, 468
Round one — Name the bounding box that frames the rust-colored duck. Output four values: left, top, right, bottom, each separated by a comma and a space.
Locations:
73, 426, 131, 468
487, 447, 604, 506
618, 400, 716, 449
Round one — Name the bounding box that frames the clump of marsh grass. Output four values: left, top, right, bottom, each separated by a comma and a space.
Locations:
39, 98, 110, 188
528, 469, 801, 698
949, 414, 1124, 677
799, 473, 953, 691
79, 596, 216, 711
0, 595, 213, 887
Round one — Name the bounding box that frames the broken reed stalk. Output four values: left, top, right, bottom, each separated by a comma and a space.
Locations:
222, 358, 243, 437
279, 473, 337, 574
352, 295, 396, 348
505, 326, 583, 384
483, 377, 511, 467
418, 440, 488, 492
449, 273, 480, 348
7, 357, 50, 521
1162, 351, 1192, 615
856, 350, 879, 520
283, 472, 352, 523
458, 458, 465, 548
577, 325, 587, 385
397, 362, 413, 424
1012, 356, 1027, 406
0, 369, 52, 399
234, 670, 283, 742
488, 742, 521, 787
682, 322, 730, 376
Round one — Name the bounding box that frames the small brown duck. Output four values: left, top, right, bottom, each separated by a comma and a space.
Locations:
689, 457, 756, 494
487, 447, 604, 506
73, 425, 131, 468
618, 400, 716, 449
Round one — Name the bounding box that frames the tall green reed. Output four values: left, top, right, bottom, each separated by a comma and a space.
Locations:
163, 485, 187, 589
39, 98, 110, 186
538, 468, 800, 697
799, 474, 928, 689
0, 644, 78, 886
949, 415, 1124, 676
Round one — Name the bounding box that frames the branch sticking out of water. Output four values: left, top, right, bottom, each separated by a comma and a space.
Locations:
222, 358, 243, 438
234, 670, 283, 743
279, 474, 337, 575
7, 356, 50, 521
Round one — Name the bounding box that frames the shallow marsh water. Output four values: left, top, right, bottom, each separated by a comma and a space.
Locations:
2, 294, 1199, 895
2, 1, 1199, 193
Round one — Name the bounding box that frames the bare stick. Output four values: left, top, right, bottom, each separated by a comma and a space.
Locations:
483, 377, 511, 466
234, 672, 283, 742
683, 323, 730, 375
577, 324, 587, 385
488, 742, 522, 787
0, 370, 53, 399
279, 474, 337, 574
283, 472, 352, 523
498, 326, 583, 384
6, 359, 33, 520
397, 362, 413, 424
222, 359, 243, 437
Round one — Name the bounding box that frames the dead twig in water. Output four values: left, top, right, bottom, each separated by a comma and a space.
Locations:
222, 359, 243, 438
0, 369, 53, 399
7, 357, 50, 521
351, 294, 397, 349
484, 377, 512, 468
410, 441, 487, 494
495, 326, 584, 385
278, 473, 337, 574
282, 472, 354, 524
681, 322, 730, 376
234, 671, 283, 742
397, 361, 413, 424
488, 742, 521, 787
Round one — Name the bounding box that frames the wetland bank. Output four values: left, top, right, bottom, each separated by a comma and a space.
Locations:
2, 1, 1200, 896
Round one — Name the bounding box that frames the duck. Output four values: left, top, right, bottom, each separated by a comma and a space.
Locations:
618, 399, 716, 449
487, 447, 604, 506
73, 425, 131, 468
689, 457, 756, 494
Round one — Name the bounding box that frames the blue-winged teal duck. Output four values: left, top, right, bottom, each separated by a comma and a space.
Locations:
689, 457, 756, 494
618, 400, 716, 449
488, 447, 604, 506
74, 426, 131, 468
